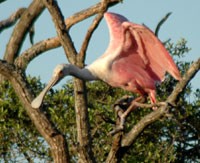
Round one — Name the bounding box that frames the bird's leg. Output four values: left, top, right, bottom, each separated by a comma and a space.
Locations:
119, 96, 145, 127
120, 96, 145, 124
110, 96, 145, 135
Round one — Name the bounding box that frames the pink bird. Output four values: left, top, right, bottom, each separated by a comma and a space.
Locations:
31, 12, 181, 128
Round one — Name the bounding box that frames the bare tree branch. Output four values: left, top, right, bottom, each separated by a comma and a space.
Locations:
3, 0, 45, 64
79, 12, 105, 63
0, 59, 70, 162
65, 0, 121, 30
15, 0, 121, 70
42, 0, 77, 64
42, 0, 96, 162
155, 12, 172, 37
15, 37, 60, 70
0, 8, 26, 33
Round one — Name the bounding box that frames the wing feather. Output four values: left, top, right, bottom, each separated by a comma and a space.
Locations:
122, 22, 181, 81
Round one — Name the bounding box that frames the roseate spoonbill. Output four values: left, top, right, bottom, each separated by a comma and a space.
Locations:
31, 12, 181, 127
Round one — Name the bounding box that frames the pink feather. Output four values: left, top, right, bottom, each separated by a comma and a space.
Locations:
88, 12, 181, 105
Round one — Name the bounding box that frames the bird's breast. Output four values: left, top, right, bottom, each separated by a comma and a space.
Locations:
86, 57, 112, 82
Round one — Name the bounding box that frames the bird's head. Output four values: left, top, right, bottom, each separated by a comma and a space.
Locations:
31, 64, 70, 109
52, 64, 70, 84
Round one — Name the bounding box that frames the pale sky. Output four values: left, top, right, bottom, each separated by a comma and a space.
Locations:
0, 0, 199, 91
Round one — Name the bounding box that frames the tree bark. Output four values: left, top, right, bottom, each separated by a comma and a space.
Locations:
0, 60, 70, 162
42, 0, 77, 64
41, 0, 96, 162
0, 8, 26, 33
41, 1, 121, 162
14, 0, 121, 70
4, 0, 45, 63
74, 78, 96, 163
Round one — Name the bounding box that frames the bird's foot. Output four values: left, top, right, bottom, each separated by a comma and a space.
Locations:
110, 96, 145, 135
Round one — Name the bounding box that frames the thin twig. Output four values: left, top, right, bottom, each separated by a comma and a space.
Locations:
155, 12, 172, 37
79, 0, 107, 61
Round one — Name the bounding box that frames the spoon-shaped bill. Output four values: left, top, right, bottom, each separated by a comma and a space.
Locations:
31, 76, 58, 108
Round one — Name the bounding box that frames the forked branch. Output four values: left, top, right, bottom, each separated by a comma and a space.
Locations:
15, 0, 121, 70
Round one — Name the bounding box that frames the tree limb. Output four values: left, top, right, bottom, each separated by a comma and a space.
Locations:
0, 8, 26, 33
42, 0, 77, 64
42, 1, 97, 162
155, 12, 172, 37
3, 0, 45, 64
66, 0, 121, 30
0, 60, 70, 163
15, 37, 60, 70
15, 0, 121, 70
79, 11, 105, 63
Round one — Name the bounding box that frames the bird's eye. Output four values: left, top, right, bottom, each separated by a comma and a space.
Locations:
58, 70, 63, 77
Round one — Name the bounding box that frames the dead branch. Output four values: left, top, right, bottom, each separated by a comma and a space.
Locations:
0, 59, 70, 162
65, 0, 121, 30
155, 12, 172, 37
42, 0, 95, 162
79, 12, 105, 63
14, 37, 60, 70
42, 0, 77, 64
3, 0, 45, 64
15, 0, 121, 70
0, 8, 26, 33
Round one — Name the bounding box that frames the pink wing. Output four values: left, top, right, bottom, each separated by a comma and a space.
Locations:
103, 12, 181, 104
121, 22, 181, 82
104, 12, 181, 82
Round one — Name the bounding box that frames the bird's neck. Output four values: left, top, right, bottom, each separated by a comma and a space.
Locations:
68, 64, 97, 81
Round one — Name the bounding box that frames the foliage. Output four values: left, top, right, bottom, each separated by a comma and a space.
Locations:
0, 77, 51, 162
0, 38, 199, 162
